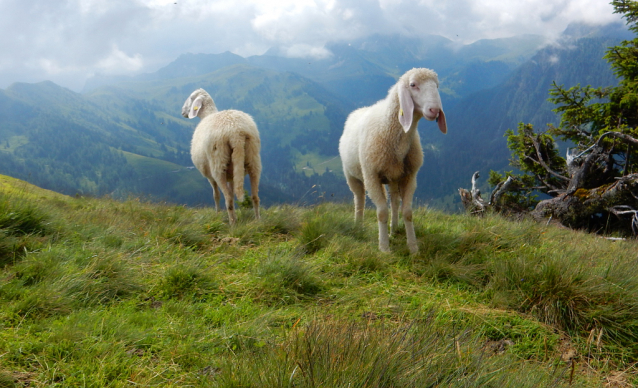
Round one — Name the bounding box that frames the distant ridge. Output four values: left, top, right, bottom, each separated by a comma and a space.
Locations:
0, 24, 629, 209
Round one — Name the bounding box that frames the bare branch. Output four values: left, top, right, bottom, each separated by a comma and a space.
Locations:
459, 171, 489, 214
609, 205, 638, 235
528, 135, 570, 182
528, 167, 562, 192
471, 171, 481, 196
489, 176, 516, 209
567, 146, 605, 193
596, 131, 638, 148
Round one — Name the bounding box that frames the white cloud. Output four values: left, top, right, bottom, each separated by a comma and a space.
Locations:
0, 0, 626, 91
97, 45, 144, 73
282, 44, 334, 59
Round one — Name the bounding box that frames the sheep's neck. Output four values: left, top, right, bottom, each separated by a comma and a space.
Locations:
383, 92, 420, 156
199, 99, 219, 118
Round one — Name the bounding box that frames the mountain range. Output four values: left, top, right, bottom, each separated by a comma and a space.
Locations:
0, 22, 631, 209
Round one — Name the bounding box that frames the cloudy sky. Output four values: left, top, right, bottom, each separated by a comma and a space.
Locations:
0, 0, 623, 91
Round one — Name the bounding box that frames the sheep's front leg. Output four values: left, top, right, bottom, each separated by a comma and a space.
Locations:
345, 174, 366, 223
365, 174, 390, 253
399, 175, 418, 254
389, 182, 400, 234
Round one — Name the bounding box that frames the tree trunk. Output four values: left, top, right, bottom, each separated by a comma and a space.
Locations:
531, 174, 638, 230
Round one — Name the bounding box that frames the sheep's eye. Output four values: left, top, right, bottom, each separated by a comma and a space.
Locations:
410, 83, 416, 87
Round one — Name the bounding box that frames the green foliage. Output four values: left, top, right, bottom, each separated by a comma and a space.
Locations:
487, 170, 539, 211
238, 190, 253, 209
492, 1, 638, 226
505, 123, 566, 182
489, 123, 568, 211
548, 82, 616, 143
551, 1, 638, 153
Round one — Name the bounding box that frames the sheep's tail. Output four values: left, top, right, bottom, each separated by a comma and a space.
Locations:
231, 136, 246, 202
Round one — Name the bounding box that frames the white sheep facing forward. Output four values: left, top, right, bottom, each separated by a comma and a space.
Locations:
182, 88, 261, 225
339, 68, 447, 254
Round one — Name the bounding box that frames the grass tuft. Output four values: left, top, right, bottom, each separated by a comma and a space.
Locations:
0, 233, 26, 268
14, 254, 59, 286
255, 248, 323, 298
0, 372, 19, 388
260, 205, 303, 235
299, 203, 367, 253
214, 317, 566, 387
67, 254, 142, 306
156, 263, 218, 301
0, 193, 50, 236
11, 285, 71, 321
489, 253, 638, 353
420, 254, 486, 287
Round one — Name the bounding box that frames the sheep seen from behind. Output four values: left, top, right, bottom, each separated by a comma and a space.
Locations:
182, 88, 261, 225
339, 68, 447, 254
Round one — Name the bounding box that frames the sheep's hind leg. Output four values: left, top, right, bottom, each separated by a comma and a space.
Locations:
249, 170, 260, 220
207, 178, 221, 212
389, 182, 400, 234
399, 175, 418, 254
345, 174, 365, 223
216, 174, 237, 225
365, 174, 390, 253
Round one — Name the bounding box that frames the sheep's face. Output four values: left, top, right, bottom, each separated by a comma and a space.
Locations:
398, 69, 447, 134
182, 89, 207, 119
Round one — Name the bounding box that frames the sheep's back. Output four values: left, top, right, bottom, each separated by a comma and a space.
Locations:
339, 101, 392, 179
339, 107, 370, 179
191, 110, 261, 177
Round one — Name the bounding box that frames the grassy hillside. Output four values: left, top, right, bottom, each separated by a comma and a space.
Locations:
1, 175, 637, 387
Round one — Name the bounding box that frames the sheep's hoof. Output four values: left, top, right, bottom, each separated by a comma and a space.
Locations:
379, 245, 391, 253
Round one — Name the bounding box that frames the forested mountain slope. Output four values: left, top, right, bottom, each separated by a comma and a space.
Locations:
0, 24, 630, 208
420, 35, 623, 210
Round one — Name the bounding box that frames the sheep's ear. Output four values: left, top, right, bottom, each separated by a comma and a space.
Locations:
437, 109, 447, 134
398, 84, 414, 133
188, 96, 204, 119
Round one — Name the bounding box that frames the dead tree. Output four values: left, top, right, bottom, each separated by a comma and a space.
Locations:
458, 172, 516, 215
461, 132, 638, 235
531, 132, 638, 231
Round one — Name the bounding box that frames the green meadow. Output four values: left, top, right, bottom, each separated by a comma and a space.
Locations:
1, 174, 637, 387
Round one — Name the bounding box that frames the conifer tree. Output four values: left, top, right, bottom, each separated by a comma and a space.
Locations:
474, 0, 638, 234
